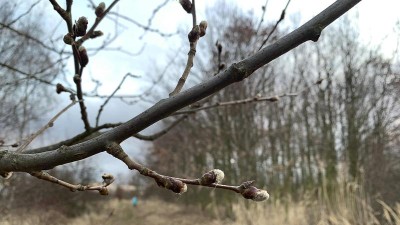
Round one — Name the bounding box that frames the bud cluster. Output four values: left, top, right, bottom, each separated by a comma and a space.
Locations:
187, 20, 208, 43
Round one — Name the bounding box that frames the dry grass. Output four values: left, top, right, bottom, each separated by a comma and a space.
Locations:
232, 182, 400, 225
2, 183, 400, 225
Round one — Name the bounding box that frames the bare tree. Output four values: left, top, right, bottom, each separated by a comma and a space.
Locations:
0, 0, 363, 202
0, 1, 62, 140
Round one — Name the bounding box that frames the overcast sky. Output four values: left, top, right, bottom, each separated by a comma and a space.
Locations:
22, 0, 400, 182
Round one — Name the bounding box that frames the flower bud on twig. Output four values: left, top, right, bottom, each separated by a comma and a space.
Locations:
95, 2, 106, 17
179, 0, 192, 13
78, 46, 89, 67
90, 30, 104, 39
240, 186, 269, 201
63, 33, 74, 45
200, 169, 225, 185
199, 21, 208, 37
75, 17, 88, 37
188, 25, 200, 43
56, 83, 66, 94
156, 177, 187, 194
102, 173, 115, 186
216, 42, 222, 53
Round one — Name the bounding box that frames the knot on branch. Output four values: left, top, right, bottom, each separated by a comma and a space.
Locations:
239, 181, 269, 201
200, 169, 225, 185
310, 25, 323, 42
155, 176, 187, 194
105, 142, 126, 159
231, 62, 248, 82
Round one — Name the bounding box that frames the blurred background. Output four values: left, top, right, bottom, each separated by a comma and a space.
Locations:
0, 0, 399, 224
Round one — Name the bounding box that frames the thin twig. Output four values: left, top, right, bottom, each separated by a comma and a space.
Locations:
213, 41, 224, 76
25, 122, 122, 154
0, 22, 62, 54
76, 0, 120, 46
86, 0, 177, 38
168, 41, 197, 96
75, 0, 120, 131
75, 67, 91, 131
255, 0, 269, 36
95, 73, 140, 126
30, 171, 114, 195
132, 116, 187, 141
0, 0, 361, 177
66, 0, 72, 13
140, 0, 170, 38
16, 100, 79, 153
106, 143, 269, 200
191, 0, 197, 27
6, 0, 41, 26
173, 78, 324, 115
169, 0, 198, 96
258, 0, 291, 50
0, 62, 54, 86
48, 0, 73, 32
107, 13, 177, 38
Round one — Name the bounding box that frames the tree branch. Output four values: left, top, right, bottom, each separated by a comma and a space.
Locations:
0, 0, 361, 175
16, 100, 79, 153
25, 123, 122, 154
0, 62, 54, 86
258, 0, 291, 50
105, 143, 269, 200
30, 171, 114, 195
95, 73, 140, 127
75, 0, 120, 46
173, 79, 323, 115
169, 0, 200, 96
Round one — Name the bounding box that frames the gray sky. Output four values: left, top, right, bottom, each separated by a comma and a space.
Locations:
25, 0, 400, 181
